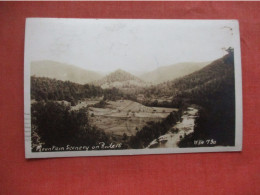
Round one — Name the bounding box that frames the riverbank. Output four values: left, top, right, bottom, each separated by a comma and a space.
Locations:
147, 107, 198, 148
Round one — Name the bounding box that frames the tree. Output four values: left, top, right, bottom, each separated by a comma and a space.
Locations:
122, 133, 128, 141
31, 101, 109, 148
225, 47, 234, 55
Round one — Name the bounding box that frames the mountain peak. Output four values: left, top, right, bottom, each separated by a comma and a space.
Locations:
93, 69, 146, 89
104, 69, 141, 82
114, 68, 125, 72
111, 69, 132, 76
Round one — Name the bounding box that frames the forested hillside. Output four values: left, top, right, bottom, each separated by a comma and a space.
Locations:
171, 51, 235, 106
31, 76, 126, 104
139, 49, 235, 146
142, 52, 234, 102
31, 102, 110, 150
175, 50, 235, 146
93, 69, 148, 92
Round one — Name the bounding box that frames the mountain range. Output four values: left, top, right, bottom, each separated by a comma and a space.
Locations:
139, 62, 210, 84
30, 60, 211, 86
30, 60, 103, 84
31, 51, 235, 146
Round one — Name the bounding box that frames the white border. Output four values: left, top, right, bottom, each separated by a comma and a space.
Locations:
24, 19, 243, 159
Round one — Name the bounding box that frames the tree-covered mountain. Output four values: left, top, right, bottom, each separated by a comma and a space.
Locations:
172, 50, 235, 146
31, 76, 126, 104
172, 51, 235, 106
100, 69, 142, 83
135, 49, 235, 147
31, 60, 103, 84
142, 51, 234, 104
93, 69, 149, 91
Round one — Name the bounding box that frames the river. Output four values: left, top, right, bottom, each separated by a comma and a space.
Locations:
147, 107, 199, 148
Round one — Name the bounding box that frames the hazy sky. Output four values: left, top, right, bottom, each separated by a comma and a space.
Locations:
25, 18, 238, 73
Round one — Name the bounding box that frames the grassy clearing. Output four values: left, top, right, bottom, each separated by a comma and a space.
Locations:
86, 100, 177, 136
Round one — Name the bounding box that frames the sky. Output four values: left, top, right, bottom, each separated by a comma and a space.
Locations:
25, 18, 238, 73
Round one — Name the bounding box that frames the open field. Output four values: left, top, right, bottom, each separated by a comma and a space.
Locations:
34, 99, 177, 136
87, 100, 177, 136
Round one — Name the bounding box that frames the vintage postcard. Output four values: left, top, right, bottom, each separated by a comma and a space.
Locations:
24, 18, 242, 158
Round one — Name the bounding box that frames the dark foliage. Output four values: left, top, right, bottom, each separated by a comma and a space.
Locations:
31, 77, 125, 103
31, 101, 109, 150
136, 50, 235, 147
178, 51, 235, 147
129, 109, 183, 148
93, 99, 108, 108
31, 77, 103, 102
103, 87, 125, 101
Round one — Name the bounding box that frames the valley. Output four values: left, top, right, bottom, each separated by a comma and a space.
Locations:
30, 49, 236, 150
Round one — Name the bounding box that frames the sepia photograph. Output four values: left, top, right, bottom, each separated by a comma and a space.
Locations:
24, 18, 242, 158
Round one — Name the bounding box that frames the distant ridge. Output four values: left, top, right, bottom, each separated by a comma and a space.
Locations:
140, 62, 210, 84
31, 60, 103, 84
